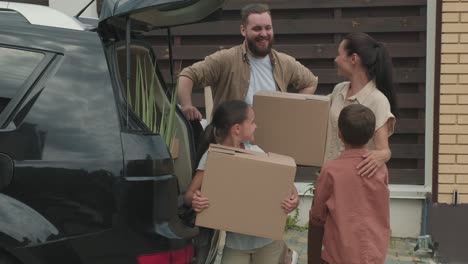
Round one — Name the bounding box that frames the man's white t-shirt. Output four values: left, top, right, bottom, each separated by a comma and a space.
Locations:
245, 53, 277, 105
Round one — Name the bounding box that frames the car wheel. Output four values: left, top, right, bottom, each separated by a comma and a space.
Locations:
0, 251, 20, 264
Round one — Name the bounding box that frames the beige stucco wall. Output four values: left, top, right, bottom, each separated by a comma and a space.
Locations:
439, 0, 468, 204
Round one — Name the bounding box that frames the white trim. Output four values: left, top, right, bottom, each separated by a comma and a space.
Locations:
295, 182, 430, 200
425, 0, 437, 190
388, 185, 431, 199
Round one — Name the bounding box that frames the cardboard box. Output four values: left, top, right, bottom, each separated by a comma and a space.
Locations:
195, 144, 296, 240
253, 91, 330, 167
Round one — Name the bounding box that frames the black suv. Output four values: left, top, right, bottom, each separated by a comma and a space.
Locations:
0, 1, 222, 263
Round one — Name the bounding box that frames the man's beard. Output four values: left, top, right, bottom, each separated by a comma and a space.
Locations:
246, 36, 273, 57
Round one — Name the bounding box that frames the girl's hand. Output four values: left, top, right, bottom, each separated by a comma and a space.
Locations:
281, 188, 299, 214
192, 190, 210, 213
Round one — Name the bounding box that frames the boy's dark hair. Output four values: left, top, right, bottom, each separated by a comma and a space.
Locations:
338, 104, 376, 147
195, 100, 249, 166
240, 3, 271, 26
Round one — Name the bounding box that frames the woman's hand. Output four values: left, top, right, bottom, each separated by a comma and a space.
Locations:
281, 187, 299, 214
356, 121, 392, 177
356, 149, 389, 177
192, 190, 210, 213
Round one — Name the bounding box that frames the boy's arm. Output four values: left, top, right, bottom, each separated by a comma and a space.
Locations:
308, 225, 324, 264
308, 167, 333, 264
310, 168, 332, 226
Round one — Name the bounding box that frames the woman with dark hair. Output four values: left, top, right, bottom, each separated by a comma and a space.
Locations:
324, 32, 397, 177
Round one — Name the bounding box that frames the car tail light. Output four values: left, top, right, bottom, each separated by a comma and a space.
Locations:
137, 245, 194, 264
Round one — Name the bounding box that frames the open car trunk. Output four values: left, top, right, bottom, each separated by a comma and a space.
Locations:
98, 1, 224, 262
99, 0, 223, 35
98, 0, 224, 192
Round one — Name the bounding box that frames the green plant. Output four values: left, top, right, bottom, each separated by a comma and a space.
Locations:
285, 166, 341, 232
286, 208, 307, 231
302, 183, 315, 196
131, 54, 178, 149
285, 180, 317, 231
303, 168, 319, 196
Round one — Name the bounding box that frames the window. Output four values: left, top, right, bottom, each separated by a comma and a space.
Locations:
0, 10, 29, 24
0, 46, 44, 114
115, 44, 167, 132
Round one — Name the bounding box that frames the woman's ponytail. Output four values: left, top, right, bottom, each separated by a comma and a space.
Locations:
374, 42, 398, 116
344, 33, 398, 116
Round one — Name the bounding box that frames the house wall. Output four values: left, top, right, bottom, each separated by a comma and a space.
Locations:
438, 0, 468, 204
427, 1, 468, 261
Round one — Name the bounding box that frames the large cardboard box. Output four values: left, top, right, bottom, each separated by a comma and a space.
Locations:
195, 144, 296, 240
253, 91, 330, 167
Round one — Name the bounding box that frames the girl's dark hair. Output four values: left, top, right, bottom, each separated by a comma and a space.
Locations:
343, 32, 398, 116
195, 100, 249, 166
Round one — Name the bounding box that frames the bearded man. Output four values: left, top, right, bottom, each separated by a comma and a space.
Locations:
177, 3, 318, 121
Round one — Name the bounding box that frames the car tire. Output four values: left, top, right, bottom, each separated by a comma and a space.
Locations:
0, 251, 20, 264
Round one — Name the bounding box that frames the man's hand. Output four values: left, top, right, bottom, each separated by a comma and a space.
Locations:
192, 190, 209, 213
177, 76, 202, 120
181, 104, 203, 121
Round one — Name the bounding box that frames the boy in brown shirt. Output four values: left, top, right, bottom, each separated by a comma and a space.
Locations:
308, 104, 390, 264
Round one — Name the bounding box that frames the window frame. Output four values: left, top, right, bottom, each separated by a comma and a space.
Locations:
0, 45, 55, 129
110, 40, 169, 132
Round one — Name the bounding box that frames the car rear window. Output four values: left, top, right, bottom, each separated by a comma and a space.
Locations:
0, 10, 29, 24
0, 46, 44, 114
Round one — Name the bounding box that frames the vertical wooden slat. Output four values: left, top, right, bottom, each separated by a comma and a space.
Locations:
333, 8, 343, 45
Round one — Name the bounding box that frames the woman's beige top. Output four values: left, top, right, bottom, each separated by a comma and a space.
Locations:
324, 80, 396, 162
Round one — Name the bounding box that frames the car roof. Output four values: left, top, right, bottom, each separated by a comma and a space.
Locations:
0, 2, 85, 31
